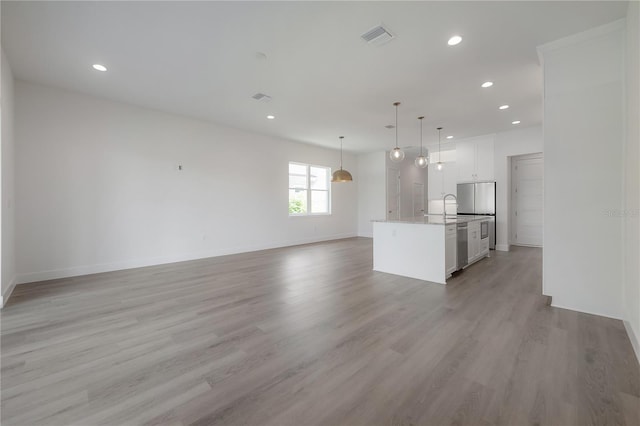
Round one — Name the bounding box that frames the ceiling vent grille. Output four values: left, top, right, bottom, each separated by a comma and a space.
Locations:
361, 25, 394, 45
252, 93, 272, 102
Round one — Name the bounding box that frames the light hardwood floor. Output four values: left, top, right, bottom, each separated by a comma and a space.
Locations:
1, 238, 638, 425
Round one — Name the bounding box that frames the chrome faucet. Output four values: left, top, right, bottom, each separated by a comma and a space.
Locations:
443, 193, 457, 219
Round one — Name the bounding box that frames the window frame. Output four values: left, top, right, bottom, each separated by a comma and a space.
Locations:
288, 161, 332, 216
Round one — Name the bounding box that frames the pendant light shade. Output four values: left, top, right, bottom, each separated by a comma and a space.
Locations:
389, 102, 405, 163
436, 126, 444, 171
332, 136, 353, 182
415, 116, 428, 169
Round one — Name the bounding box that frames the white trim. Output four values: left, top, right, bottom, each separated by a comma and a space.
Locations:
624, 321, 640, 365
288, 162, 332, 216
550, 302, 624, 321
495, 244, 510, 252
537, 19, 625, 55
511, 243, 542, 248
15, 233, 357, 285
1, 276, 17, 308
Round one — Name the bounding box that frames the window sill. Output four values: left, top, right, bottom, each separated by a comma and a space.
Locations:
288, 213, 332, 217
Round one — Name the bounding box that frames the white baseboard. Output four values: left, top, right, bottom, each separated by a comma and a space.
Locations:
550, 302, 624, 321
15, 233, 358, 285
623, 320, 640, 365
1, 276, 18, 308
540, 301, 638, 364
511, 243, 543, 248
495, 244, 510, 252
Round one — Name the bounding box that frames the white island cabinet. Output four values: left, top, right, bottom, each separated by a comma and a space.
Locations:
467, 221, 490, 264
373, 219, 448, 284
373, 216, 490, 285
445, 224, 458, 275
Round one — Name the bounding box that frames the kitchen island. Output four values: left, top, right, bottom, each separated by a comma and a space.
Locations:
372, 215, 490, 284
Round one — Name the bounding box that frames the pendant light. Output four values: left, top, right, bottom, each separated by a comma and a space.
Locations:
331, 136, 353, 182
436, 127, 444, 171
415, 116, 428, 169
389, 102, 405, 162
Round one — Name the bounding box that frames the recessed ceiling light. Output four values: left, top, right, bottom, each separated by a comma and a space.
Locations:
446, 135, 454, 139
267, 115, 275, 120
512, 120, 521, 125
92, 64, 107, 72
499, 104, 509, 110
481, 81, 493, 88
447, 35, 462, 46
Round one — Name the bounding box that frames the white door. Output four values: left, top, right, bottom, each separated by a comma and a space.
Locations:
413, 183, 425, 217
387, 168, 400, 220
512, 154, 543, 246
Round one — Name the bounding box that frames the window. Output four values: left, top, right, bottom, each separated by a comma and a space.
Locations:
288, 162, 331, 215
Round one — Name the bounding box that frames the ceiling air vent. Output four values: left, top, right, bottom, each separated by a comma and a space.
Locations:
252, 93, 272, 102
361, 25, 394, 46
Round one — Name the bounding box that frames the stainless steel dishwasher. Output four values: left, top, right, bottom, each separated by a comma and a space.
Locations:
457, 222, 468, 270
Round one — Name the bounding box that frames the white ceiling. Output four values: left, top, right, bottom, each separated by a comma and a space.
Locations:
1, 1, 629, 153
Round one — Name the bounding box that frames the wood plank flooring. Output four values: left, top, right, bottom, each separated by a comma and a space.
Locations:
1, 238, 638, 425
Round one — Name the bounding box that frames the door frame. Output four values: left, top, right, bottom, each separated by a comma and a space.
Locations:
412, 182, 425, 218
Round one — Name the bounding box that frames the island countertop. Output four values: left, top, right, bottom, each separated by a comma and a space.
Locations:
372, 215, 492, 225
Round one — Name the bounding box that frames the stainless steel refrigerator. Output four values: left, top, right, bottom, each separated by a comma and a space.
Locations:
457, 182, 496, 249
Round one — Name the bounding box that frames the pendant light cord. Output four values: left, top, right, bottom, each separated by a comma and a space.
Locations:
419, 116, 424, 156
395, 105, 398, 149
437, 127, 442, 163
339, 136, 344, 170
394, 102, 400, 149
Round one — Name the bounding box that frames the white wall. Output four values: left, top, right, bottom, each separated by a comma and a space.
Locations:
493, 126, 543, 251
14, 81, 358, 284
539, 20, 625, 319
624, 1, 640, 359
356, 151, 386, 238
1, 48, 16, 306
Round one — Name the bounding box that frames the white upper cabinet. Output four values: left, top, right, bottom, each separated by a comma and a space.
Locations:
475, 138, 494, 181
456, 135, 495, 182
428, 161, 457, 201
428, 165, 443, 200
455, 142, 476, 182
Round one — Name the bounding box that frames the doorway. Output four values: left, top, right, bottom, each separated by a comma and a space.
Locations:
511, 153, 543, 247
